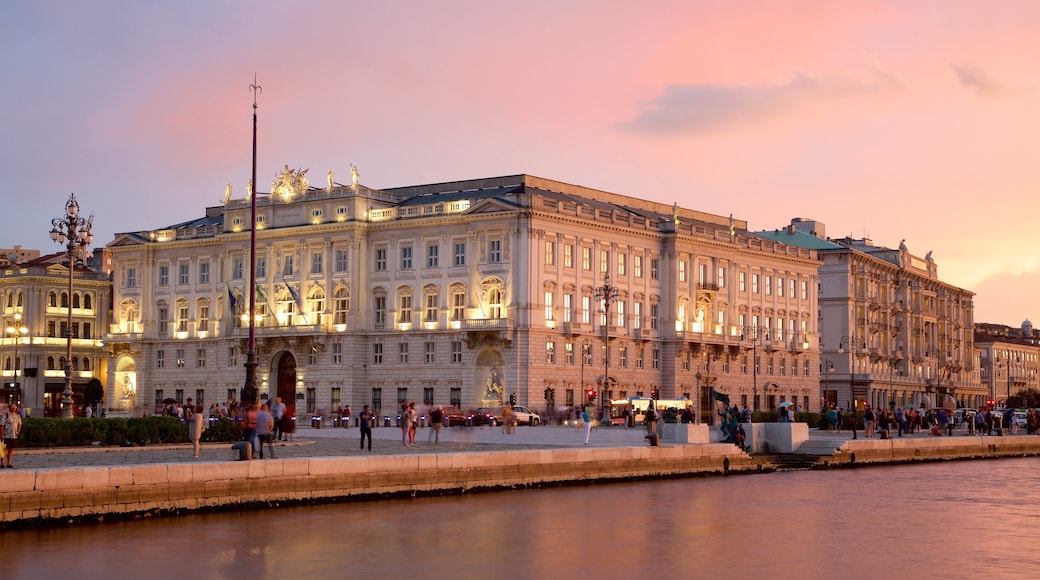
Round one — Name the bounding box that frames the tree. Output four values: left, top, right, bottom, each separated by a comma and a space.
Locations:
1007, 388, 1040, 409
83, 377, 105, 412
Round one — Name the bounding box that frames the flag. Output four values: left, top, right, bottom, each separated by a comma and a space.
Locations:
226, 282, 238, 313
711, 389, 730, 406
256, 285, 270, 308
283, 276, 308, 323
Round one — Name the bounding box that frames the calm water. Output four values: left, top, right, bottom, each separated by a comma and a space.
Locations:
5, 458, 1038, 579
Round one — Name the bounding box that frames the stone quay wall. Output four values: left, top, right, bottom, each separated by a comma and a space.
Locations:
820, 434, 1040, 467
0, 444, 754, 526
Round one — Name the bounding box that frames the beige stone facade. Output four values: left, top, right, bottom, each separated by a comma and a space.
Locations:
105, 174, 821, 420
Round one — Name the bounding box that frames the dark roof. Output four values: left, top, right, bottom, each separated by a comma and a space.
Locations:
755, 229, 843, 251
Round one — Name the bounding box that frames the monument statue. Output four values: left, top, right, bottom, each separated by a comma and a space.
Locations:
327, 169, 334, 192
351, 164, 360, 187
483, 366, 504, 401
224, 181, 232, 205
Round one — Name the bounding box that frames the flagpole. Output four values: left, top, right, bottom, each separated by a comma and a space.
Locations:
242, 75, 261, 405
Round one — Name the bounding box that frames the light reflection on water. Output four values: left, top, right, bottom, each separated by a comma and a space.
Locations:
5, 458, 1038, 579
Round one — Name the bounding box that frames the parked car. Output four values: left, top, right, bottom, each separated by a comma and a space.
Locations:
509, 405, 542, 426
470, 408, 498, 427
440, 406, 470, 427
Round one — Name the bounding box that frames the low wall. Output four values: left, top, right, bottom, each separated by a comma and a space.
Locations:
0, 444, 754, 527
746, 422, 809, 454
820, 435, 1040, 466
661, 423, 710, 444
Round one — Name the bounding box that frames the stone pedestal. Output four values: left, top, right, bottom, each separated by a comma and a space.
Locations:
661, 423, 710, 444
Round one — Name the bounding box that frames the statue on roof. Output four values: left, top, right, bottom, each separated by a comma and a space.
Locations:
899, 239, 907, 251
246, 179, 253, 200
224, 182, 232, 205
351, 164, 360, 188
925, 250, 933, 261
272, 165, 309, 200
327, 169, 334, 193
672, 202, 680, 226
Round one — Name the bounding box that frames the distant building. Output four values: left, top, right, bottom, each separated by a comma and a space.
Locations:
759, 218, 981, 410
974, 320, 1039, 405
0, 246, 41, 268
105, 172, 823, 420
0, 249, 111, 415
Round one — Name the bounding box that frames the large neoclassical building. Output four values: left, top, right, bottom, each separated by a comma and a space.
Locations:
105, 171, 822, 420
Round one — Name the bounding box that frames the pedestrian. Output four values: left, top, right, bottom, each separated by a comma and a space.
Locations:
407, 402, 418, 445
359, 404, 374, 451
272, 396, 286, 440
184, 398, 195, 422
244, 403, 260, 460
1, 403, 22, 468
428, 405, 443, 444
257, 402, 275, 459
847, 407, 858, 439
343, 404, 352, 428
864, 406, 876, 438
283, 401, 296, 442
400, 403, 410, 446
84, 404, 93, 418
189, 404, 205, 459
582, 405, 593, 445
645, 402, 658, 435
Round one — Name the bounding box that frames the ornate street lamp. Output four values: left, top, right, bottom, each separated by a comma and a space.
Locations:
50, 193, 94, 418
740, 326, 768, 412
5, 313, 28, 406
594, 273, 619, 417
241, 77, 263, 406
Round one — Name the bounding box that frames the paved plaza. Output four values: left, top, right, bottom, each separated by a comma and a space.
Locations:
6, 421, 1025, 470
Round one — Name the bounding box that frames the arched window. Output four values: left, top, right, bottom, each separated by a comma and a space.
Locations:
47, 356, 55, 370
61, 292, 69, 308
83, 358, 91, 371
72, 357, 79, 371
49, 291, 58, 307
84, 293, 93, 310
333, 287, 350, 325
73, 293, 81, 309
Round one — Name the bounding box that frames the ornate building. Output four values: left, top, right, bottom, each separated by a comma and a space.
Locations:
0, 251, 111, 416
105, 172, 821, 420
759, 218, 980, 411
974, 321, 1040, 406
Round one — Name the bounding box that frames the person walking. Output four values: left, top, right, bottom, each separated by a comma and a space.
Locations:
359, 404, 374, 451
257, 402, 275, 459
400, 403, 410, 446
407, 402, 418, 445
189, 404, 205, 459
283, 401, 296, 442
582, 405, 594, 445
1, 404, 22, 468
244, 403, 260, 460
428, 406, 443, 444
272, 396, 286, 441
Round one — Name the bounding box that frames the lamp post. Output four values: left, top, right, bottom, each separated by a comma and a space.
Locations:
242, 77, 262, 406
594, 273, 619, 418
741, 326, 768, 412
6, 314, 28, 405
838, 335, 857, 409
50, 192, 94, 419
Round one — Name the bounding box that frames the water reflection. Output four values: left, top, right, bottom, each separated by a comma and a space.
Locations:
6, 458, 1038, 579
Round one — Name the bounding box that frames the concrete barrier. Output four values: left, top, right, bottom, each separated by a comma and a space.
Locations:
661, 423, 709, 444
746, 422, 810, 454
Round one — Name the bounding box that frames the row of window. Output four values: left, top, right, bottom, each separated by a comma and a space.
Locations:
2, 355, 92, 372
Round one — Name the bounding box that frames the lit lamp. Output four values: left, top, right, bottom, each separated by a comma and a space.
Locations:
594, 273, 619, 417
6, 314, 28, 405
50, 193, 94, 419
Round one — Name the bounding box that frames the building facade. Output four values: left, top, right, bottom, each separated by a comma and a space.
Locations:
760, 219, 981, 411
0, 251, 111, 416
105, 172, 822, 421
974, 321, 1040, 406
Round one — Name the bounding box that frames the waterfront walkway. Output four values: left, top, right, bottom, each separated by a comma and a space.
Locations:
8, 421, 1027, 470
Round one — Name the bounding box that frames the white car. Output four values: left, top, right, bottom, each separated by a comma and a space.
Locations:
496, 405, 541, 426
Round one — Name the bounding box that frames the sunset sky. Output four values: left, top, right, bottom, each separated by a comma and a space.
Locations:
3, 1, 1039, 325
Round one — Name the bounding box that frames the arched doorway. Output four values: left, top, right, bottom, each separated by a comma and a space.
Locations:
274, 351, 297, 404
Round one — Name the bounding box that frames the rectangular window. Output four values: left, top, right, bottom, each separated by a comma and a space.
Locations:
565, 342, 575, 365
401, 246, 413, 270
582, 247, 591, 271
765, 276, 772, 295
777, 277, 784, 297
178, 264, 189, 285
283, 255, 294, 276
424, 341, 435, 364
398, 342, 409, 364
256, 257, 266, 279
634, 255, 642, 278
450, 388, 461, 407
616, 300, 625, 327
156, 349, 165, 368
546, 340, 555, 364
564, 244, 573, 268
740, 271, 747, 292
633, 302, 642, 329
719, 266, 726, 288
375, 248, 387, 271
199, 262, 210, 284
489, 240, 501, 263
399, 295, 412, 323
427, 245, 439, 268
454, 243, 466, 266
752, 273, 760, 294
451, 291, 465, 321
232, 259, 243, 280
336, 250, 349, 273
619, 345, 628, 368
699, 263, 708, 284
617, 253, 626, 276
801, 281, 808, 300
198, 305, 209, 332
176, 305, 188, 332
650, 259, 659, 280
197, 348, 206, 368
678, 260, 686, 282
159, 265, 169, 286
451, 341, 463, 364
176, 348, 185, 368
581, 295, 591, 324
311, 252, 323, 274
652, 347, 660, 370
373, 343, 384, 364
545, 241, 555, 265
425, 293, 438, 323
563, 294, 573, 323
228, 346, 237, 367
600, 249, 609, 274
544, 291, 554, 321
636, 348, 644, 369
332, 342, 342, 364
374, 295, 386, 326
125, 267, 137, 288
158, 306, 168, 336
650, 304, 659, 330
